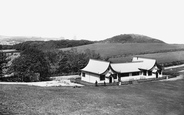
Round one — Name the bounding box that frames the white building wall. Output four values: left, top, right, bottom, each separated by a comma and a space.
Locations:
120, 71, 162, 82
120, 75, 141, 81
81, 72, 109, 83
81, 68, 163, 84
120, 76, 130, 81
120, 72, 141, 82
144, 74, 156, 79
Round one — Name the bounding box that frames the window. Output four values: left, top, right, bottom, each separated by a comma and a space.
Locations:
100, 75, 105, 81
112, 74, 117, 79
148, 71, 152, 76
132, 72, 140, 76
120, 73, 129, 77
143, 70, 147, 76
82, 73, 85, 77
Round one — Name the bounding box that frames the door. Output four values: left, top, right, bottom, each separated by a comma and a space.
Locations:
156, 72, 158, 78
109, 76, 112, 83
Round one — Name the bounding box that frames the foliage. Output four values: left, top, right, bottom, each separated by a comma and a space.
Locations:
0, 45, 8, 77
8, 48, 50, 82
13, 39, 94, 51
45, 48, 102, 76
0, 45, 13, 49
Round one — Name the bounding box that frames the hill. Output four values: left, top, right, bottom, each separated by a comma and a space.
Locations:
0, 35, 95, 50
60, 42, 184, 65
0, 35, 65, 45
60, 34, 184, 65
101, 34, 165, 43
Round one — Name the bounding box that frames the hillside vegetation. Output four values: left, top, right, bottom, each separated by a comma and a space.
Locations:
60, 34, 184, 66
60, 34, 184, 59
101, 34, 165, 43
61, 43, 184, 57
11, 39, 94, 51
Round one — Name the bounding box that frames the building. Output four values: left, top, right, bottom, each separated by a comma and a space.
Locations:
80, 57, 163, 84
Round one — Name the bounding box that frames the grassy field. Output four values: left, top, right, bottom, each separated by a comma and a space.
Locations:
110, 51, 184, 63
61, 43, 184, 65
1, 77, 184, 115
61, 43, 184, 57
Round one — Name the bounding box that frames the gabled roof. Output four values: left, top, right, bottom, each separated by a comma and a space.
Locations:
81, 59, 110, 74
111, 61, 143, 73
132, 57, 156, 70
111, 57, 157, 73
81, 57, 158, 74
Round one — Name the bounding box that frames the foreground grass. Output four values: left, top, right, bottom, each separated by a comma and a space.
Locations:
0, 79, 184, 115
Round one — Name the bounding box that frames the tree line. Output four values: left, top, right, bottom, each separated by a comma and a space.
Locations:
1, 39, 94, 50
2, 47, 102, 82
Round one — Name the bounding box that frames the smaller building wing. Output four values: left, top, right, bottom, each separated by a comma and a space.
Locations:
111, 57, 157, 73
81, 59, 110, 74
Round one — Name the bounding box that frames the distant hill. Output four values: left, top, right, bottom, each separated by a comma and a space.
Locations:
0, 35, 65, 45
12, 40, 95, 51
101, 34, 165, 43
0, 35, 95, 50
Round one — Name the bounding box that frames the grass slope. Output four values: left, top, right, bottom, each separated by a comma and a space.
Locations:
61, 43, 184, 58
0, 79, 184, 115
110, 51, 184, 64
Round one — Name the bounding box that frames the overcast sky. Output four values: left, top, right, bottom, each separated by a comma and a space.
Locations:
0, 0, 183, 44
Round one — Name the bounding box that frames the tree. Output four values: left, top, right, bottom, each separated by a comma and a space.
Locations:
56, 48, 102, 75
9, 48, 50, 81
0, 53, 6, 77
0, 45, 8, 78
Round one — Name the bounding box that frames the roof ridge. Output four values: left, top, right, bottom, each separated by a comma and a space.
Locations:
90, 58, 109, 63
133, 56, 156, 60
111, 61, 143, 64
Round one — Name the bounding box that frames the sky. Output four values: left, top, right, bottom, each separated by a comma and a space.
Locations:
0, 0, 184, 44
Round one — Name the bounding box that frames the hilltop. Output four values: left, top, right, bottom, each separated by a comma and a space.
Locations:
101, 34, 165, 43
